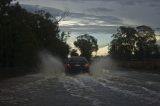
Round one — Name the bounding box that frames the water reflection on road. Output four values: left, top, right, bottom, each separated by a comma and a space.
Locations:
60, 70, 160, 106
0, 69, 160, 106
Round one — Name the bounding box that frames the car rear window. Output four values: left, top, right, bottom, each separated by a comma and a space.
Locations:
68, 57, 88, 63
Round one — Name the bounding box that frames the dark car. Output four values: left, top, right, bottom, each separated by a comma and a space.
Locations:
64, 56, 90, 74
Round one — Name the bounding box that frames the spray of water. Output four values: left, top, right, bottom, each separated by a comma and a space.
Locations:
38, 51, 117, 79
90, 56, 117, 77
39, 50, 65, 78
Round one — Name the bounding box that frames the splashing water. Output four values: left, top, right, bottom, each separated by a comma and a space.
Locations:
90, 57, 117, 77
39, 51, 65, 78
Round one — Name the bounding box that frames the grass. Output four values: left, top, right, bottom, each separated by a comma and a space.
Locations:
0, 67, 37, 81
115, 59, 160, 73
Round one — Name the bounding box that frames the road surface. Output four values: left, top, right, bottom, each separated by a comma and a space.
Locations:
0, 69, 160, 106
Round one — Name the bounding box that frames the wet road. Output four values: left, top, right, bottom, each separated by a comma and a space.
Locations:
0, 69, 160, 106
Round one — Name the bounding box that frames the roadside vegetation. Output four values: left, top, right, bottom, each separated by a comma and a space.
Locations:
109, 26, 160, 71
0, 0, 70, 75
0, 0, 98, 79
74, 34, 98, 60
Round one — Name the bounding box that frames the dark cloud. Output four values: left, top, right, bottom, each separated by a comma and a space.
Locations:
154, 28, 160, 34
61, 25, 118, 34
51, 0, 160, 6
96, 16, 122, 24
87, 7, 113, 12
21, 4, 123, 28
69, 13, 123, 25
21, 4, 63, 16
21, 4, 122, 24
20, 3, 160, 35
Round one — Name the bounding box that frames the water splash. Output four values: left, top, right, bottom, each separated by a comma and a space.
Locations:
39, 50, 65, 78
90, 56, 116, 77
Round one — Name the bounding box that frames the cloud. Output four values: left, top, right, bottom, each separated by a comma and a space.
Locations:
18, 0, 160, 8
96, 16, 122, 24
18, 0, 160, 28
21, 4, 160, 34
21, 4, 64, 16
97, 46, 108, 56
21, 4, 123, 33
87, 7, 113, 13
60, 25, 118, 34
62, 11, 124, 26
21, 4, 120, 24
50, 0, 160, 5
59, 12, 123, 34
156, 36, 160, 45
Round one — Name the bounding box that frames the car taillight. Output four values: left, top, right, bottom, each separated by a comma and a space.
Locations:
84, 64, 90, 67
65, 64, 71, 68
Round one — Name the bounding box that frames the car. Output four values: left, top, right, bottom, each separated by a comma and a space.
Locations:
64, 56, 90, 74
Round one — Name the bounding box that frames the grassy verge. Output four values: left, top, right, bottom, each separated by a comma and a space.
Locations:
115, 59, 160, 73
0, 68, 37, 81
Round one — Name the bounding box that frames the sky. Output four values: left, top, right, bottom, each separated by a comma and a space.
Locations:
17, 0, 160, 55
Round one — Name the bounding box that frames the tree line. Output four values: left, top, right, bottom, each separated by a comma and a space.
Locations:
109, 25, 160, 60
0, 0, 70, 70
0, 0, 98, 71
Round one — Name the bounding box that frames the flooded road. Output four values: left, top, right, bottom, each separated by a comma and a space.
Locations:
0, 69, 160, 106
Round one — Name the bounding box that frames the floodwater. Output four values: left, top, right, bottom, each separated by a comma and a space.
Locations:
0, 53, 160, 106
0, 69, 160, 106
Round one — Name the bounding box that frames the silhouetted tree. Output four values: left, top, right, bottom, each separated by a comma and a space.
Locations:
109, 26, 137, 59
0, 0, 70, 70
58, 31, 70, 43
0, 1, 39, 68
70, 49, 79, 57
109, 25, 159, 60
136, 25, 158, 59
74, 34, 98, 60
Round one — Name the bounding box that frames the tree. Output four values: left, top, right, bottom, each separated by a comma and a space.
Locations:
58, 31, 70, 43
33, 12, 70, 59
109, 25, 159, 60
70, 49, 79, 57
136, 25, 158, 58
0, 0, 12, 11
0, 0, 70, 70
0, 1, 39, 68
74, 34, 98, 60
109, 26, 137, 59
